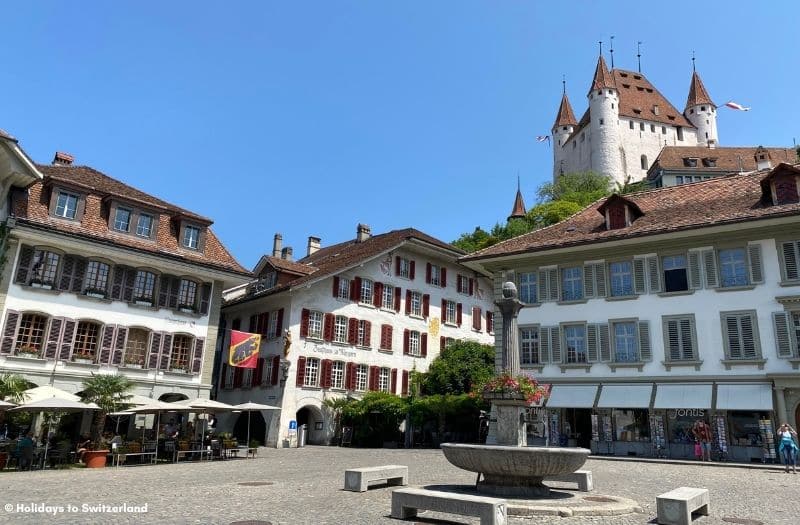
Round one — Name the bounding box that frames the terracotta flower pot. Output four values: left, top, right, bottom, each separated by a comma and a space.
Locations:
84, 450, 109, 468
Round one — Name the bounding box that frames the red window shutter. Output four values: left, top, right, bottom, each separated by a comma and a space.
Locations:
322, 359, 332, 388
441, 268, 447, 287
409, 260, 416, 280
300, 309, 310, 338
381, 325, 392, 351
469, 278, 474, 296
472, 307, 481, 331
323, 313, 335, 342
373, 282, 383, 307
390, 368, 397, 394
332, 276, 340, 297
422, 294, 430, 318
276, 308, 284, 334
363, 321, 372, 348
296, 356, 307, 386
401, 370, 409, 396
249, 315, 258, 333
395, 256, 401, 276
421, 333, 428, 357
486, 312, 493, 333
403, 329, 410, 355
440, 336, 445, 350
260, 312, 270, 336
405, 290, 411, 315
394, 287, 401, 312
425, 263, 432, 284
348, 317, 358, 345
233, 366, 243, 388
348, 362, 357, 390
456, 303, 463, 327
441, 299, 446, 319
369, 366, 379, 391
271, 355, 280, 385
353, 277, 362, 301
253, 358, 264, 386
344, 363, 353, 389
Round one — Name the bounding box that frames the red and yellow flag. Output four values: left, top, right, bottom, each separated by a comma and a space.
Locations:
229, 330, 261, 368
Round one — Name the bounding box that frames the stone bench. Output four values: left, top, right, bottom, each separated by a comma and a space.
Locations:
391, 487, 506, 525
656, 487, 710, 525
344, 465, 408, 492
543, 470, 593, 492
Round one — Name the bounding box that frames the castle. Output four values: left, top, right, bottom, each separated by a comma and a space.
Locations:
551, 55, 718, 186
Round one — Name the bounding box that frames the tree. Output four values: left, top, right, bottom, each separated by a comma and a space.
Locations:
0, 373, 28, 403
79, 374, 133, 447
421, 340, 495, 395
322, 396, 356, 443
536, 171, 611, 206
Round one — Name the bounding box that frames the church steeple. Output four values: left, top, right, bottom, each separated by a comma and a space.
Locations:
552, 92, 578, 131
508, 178, 526, 221
685, 70, 715, 109
588, 55, 615, 93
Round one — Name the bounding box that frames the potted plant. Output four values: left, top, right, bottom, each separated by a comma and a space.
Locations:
124, 354, 145, 369
73, 351, 95, 364
83, 287, 107, 299
79, 373, 134, 468
132, 296, 153, 307
177, 303, 195, 314
474, 372, 549, 405
170, 364, 187, 373
15, 346, 41, 359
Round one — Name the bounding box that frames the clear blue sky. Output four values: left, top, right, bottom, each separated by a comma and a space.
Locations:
3, 2, 798, 269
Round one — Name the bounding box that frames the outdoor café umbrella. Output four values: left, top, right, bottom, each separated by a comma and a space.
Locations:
9, 397, 100, 465
232, 402, 280, 448
172, 398, 235, 442
128, 401, 182, 447
22, 385, 80, 403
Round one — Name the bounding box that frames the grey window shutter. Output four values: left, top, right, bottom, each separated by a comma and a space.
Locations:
547, 268, 559, 301
550, 326, 562, 363
687, 251, 702, 289
14, 245, 34, 284
111, 326, 127, 366
633, 258, 647, 294
646, 255, 661, 293
157, 275, 173, 308
723, 314, 741, 359
71, 258, 87, 293
599, 323, 610, 362
638, 321, 652, 361
99, 325, 116, 364
148, 332, 162, 369
539, 327, 551, 363
782, 241, 799, 281
111, 266, 126, 301
666, 319, 681, 361
192, 337, 205, 374
159, 334, 173, 370
59, 319, 78, 361
583, 265, 595, 298
772, 312, 795, 358
44, 317, 63, 359
537, 270, 548, 303
740, 315, 757, 358
199, 283, 213, 315
679, 317, 695, 359
747, 244, 764, 284
703, 249, 719, 288
0, 310, 20, 355
586, 324, 598, 362
594, 263, 607, 297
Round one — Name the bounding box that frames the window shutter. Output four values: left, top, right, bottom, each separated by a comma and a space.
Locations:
468, 278, 474, 296
348, 318, 358, 345
99, 324, 116, 364
191, 337, 205, 374
583, 265, 596, 298
300, 309, 310, 338
401, 370, 409, 396
353, 277, 362, 301
111, 326, 127, 366
347, 362, 357, 390
646, 255, 661, 293
703, 249, 719, 288
381, 325, 392, 351
687, 251, 702, 290
0, 310, 20, 355
441, 268, 447, 287
547, 268, 559, 301
586, 324, 598, 362
259, 313, 270, 336
638, 321, 651, 361
70, 257, 87, 293
594, 263, 607, 297
323, 313, 335, 342
456, 303, 463, 327
422, 294, 430, 318
199, 283, 212, 314
373, 282, 383, 307
426, 263, 432, 284
14, 245, 34, 284
405, 290, 411, 315
549, 326, 561, 363
421, 333, 428, 357
666, 319, 680, 360
332, 276, 339, 297
167, 277, 180, 309
111, 266, 126, 300
58, 255, 75, 291
147, 332, 162, 369
271, 355, 280, 385
773, 312, 796, 358
395, 256, 401, 276
740, 315, 757, 358
296, 356, 307, 386
472, 307, 481, 331
486, 311, 494, 333
539, 327, 551, 364
782, 241, 799, 280
59, 319, 78, 361
403, 329, 410, 355
599, 323, 611, 362
44, 317, 63, 359
440, 336, 445, 350
123, 268, 137, 302
409, 260, 416, 280
363, 321, 371, 348
368, 366, 378, 391
276, 308, 284, 334
390, 368, 397, 394
680, 317, 695, 359
724, 314, 742, 359
394, 287, 401, 312
320, 359, 331, 388
249, 314, 258, 333
159, 334, 173, 370
537, 270, 548, 303
633, 258, 647, 294
349, 279, 357, 301
253, 358, 264, 386
441, 299, 446, 320
747, 244, 764, 284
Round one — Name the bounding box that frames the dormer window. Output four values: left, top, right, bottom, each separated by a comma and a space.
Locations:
683, 157, 698, 168
183, 225, 200, 249
113, 207, 132, 232
702, 158, 717, 168
55, 192, 79, 219
136, 213, 154, 237
760, 164, 800, 206
597, 194, 644, 231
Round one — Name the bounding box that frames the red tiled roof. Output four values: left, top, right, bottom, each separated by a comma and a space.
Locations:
614, 69, 692, 128
552, 93, 578, 129
462, 164, 800, 261
685, 71, 715, 109
589, 56, 615, 92
12, 164, 248, 276
259, 256, 316, 276
648, 146, 797, 178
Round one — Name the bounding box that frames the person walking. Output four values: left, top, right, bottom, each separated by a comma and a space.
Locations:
778, 423, 798, 474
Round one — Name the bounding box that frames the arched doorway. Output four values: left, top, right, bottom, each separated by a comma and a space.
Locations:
295, 405, 324, 445
233, 411, 266, 447
158, 393, 188, 403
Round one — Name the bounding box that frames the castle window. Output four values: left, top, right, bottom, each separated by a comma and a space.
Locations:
662, 126, 667, 134
639, 122, 645, 131
683, 158, 698, 167
706, 120, 709, 125
562, 126, 568, 131
629, 121, 634, 130
676, 127, 684, 141
701, 106, 706, 111
611, 103, 614, 109
607, 90, 612, 95
702, 158, 717, 167
705, 132, 709, 139
599, 119, 604, 126
650, 124, 655, 133
640, 155, 648, 170
689, 109, 694, 114
653, 105, 660, 115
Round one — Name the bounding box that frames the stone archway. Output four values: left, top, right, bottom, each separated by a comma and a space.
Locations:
295, 405, 325, 445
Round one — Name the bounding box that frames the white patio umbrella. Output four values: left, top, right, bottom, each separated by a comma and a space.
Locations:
22, 385, 80, 403
128, 401, 183, 443
0, 399, 16, 409
233, 402, 280, 448
171, 398, 235, 442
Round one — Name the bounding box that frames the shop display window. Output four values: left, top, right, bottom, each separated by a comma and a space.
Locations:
667, 410, 707, 444
613, 409, 651, 442
728, 411, 768, 447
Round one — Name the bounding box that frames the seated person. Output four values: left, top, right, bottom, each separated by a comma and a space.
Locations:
16, 432, 35, 470
76, 434, 92, 463
164, 419, 179, 439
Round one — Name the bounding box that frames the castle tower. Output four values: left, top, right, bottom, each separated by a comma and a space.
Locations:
587, 55, 622, 183
684, 70, 718, 147
508, 178, 527, 221
551, 88, 578, 179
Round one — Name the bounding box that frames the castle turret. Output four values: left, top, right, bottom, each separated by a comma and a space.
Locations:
508, 179, 527, 221
684, 70, 718, 147
552, 90, 578, 179
587, 55, 622, 183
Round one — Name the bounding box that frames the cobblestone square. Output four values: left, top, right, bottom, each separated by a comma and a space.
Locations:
0, 447, 797, 525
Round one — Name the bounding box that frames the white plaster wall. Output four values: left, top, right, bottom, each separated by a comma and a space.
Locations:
588, 90, 622, 184
686, 106, 718, 147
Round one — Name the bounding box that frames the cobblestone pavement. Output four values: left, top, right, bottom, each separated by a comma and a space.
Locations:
0, 447, 797, 525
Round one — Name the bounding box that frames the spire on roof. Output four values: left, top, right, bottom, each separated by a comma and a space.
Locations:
588, 55, 615, 93
508, 177, 526, 221
552, 92, 578, 130
685, 70, 715, 109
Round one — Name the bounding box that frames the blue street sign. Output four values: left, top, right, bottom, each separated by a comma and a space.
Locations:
289, 420, 297, 430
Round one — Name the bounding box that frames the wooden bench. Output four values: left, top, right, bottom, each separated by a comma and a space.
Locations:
344, 465, 408, 492
542, 470, 593, 492
656, 487, 710, 525
391, 487, 506, 525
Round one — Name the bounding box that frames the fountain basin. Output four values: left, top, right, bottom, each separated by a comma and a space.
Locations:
441, 443, 590, 497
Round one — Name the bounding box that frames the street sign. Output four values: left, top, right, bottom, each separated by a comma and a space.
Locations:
289, 420, 297, 430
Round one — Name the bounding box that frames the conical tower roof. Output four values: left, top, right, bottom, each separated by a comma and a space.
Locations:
552, 92, 578, 130
508, 187, 526, 221
685, 70, 715, 109
588, 55, 615, 93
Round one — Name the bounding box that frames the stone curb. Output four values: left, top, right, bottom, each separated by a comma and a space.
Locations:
589, 454, 785, 471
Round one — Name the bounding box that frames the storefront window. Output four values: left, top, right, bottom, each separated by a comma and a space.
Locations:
613, 409, 651, 442
667, 409, 707, 444
728, 411, 768, 447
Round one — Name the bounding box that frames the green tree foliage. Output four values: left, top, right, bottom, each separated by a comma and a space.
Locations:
0, 373, 29, 403
80, 374, 134, 446
422, 340, 495, 395
340, 391, 406, 447
536, 171, 611, 206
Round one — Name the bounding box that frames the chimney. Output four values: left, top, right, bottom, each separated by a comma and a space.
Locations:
52, 151, 74, 166
356, 223, 371, 243
306, 236, 321, 257
281, 247, 293, 261
754, 146, 771, 171
272, 233, 283, 258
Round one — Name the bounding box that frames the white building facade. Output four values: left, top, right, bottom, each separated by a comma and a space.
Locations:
215, 226, 495, 447
463, 163, 800, 462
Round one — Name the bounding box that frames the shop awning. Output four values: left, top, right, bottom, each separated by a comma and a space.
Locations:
716, 383, 774, 411
653, 383, 712, 409
597, 384, 653, 409
545, 384, 599, 408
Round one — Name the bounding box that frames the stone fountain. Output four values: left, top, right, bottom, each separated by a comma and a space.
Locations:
440, 281, 590, 498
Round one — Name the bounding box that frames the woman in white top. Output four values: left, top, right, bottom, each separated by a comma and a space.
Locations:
778, 423, 798, 473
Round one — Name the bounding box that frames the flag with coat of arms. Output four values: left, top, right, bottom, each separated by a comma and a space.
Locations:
229, 330, 261, 368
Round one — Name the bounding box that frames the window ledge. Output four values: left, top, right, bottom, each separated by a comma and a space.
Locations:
5, 355, 45, 363
171, 308, 202, 318
300, 386, 322, 391
521, 302, 541, 308
379, 308, 397, 314
68, 360, 101, 369
559, 363, 592, 373
76, 293, 112, 304
779, 280, 800, 288
605, 295, 638, 302
715, 285, 756, 293
557, 299, 589, 305
721, 358, 766, 370
23, 284, 61, 295
776, 295, 800, 306
788, 358, 800, 370
609, 361, 646, 372
304, 336, 323, 343
657, 290, 695, 298
443, 321, 458, 328
661, 359, 703, 371
357, 345, 372, 351
129, 300, 157, 310
358, 302, 375, 309
378, 349, 393, 354
521, 364, 545, 373
120, 365, 149, 372
332, 341, 349, 347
